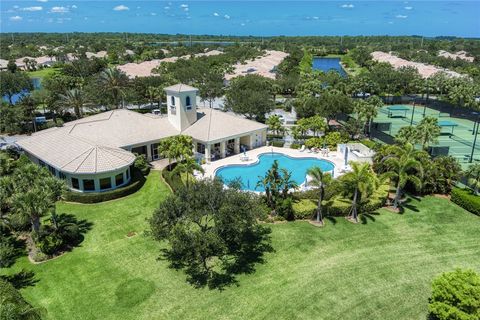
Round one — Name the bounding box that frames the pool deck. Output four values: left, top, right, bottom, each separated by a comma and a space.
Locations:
201, 146, 348, 181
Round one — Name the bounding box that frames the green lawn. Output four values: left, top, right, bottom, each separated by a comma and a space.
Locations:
27, 67, 59, 79
3, 171, 480, 319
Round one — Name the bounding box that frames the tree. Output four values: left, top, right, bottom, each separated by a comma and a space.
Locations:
97, 68, 129, 109
417, 116, 441, 150
395, 126, 419, 145
225, 74, 274, 122
0, 71, 33, 105
58, 88, 88, 119
197, 69, 224, 108
171, 156, 205, 187
18, 95, 38, 133
382, 143, 423, 209
158, 135, 193, 164
149, 179, 271, 288
316, 89, 353, 123
0, 278, 43, 320
146, 86, 158, 109
354, 95, 383, 136
350, 47, 372, 67
306, 166, 333, 225
341, 162, 379, 222
465, 163, 480, 195
266, 115, 284, 136
428, 269, 480, 320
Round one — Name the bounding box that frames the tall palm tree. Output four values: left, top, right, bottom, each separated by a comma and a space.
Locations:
465, 163, 480, 195
58, 88, 87, 119
416, 116, 441, 150
98, 67, 129, 109
172, 156, 205, 188
12, 187, 54, 234
147, 86, 157, 109
382, 143, 423, 209
280, 168, 298, 199
306, 166, 333, 225
342, 162, 379, 223
266, 115, 284, 136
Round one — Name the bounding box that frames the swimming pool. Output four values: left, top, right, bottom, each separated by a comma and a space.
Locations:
312, 57, 347, 77
215, 152, 335, 191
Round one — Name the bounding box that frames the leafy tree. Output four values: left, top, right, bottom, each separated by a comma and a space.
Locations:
382, 143, 423, 209
0, 71, 33, 105
316, 89, 353, 123
354, 95, 383, 135
171, 156, 205, 187
225, 74, 274, 122
149, 179, 271, 288
350, 46, 372, 67
465, 163, 480, 195
18, 95, 38, 133
0, 103, 22, 134
197, 69, 224, 108
134, 154, 150, 175
429, 269, 480, 320
0, 278, 43, 320
158, 135, 193, 164
341, 162, 379, 222
97, 67, 129, 109
306, 166, 333, 225
395, 126, 419, 145
417, 116, 441, 150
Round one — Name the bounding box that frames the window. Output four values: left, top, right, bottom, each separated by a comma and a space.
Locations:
100, 177, 112, 190
39, 160, 45, 167
126, 169, 130, 180
47, 165, 56, 176
115, 173, 124, 186
83, 179, 95, 191
59, 172, 66, 180
170, 96, 175, 106
186, 96, 191, 110
71, 177, 79, 189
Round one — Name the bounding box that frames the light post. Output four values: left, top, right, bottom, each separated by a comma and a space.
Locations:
423, 79, 430, 117
470, 113, 480, 163
472, 112, 478, 136
410, 98, 416, 126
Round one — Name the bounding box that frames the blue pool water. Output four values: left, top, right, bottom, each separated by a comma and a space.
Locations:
312, 57, 346, 77
215, 152, 335, 191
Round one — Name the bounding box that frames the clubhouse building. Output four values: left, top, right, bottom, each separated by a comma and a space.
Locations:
16, 84, 267, 192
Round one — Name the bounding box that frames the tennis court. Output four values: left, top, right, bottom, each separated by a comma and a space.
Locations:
373, 104, 480, 167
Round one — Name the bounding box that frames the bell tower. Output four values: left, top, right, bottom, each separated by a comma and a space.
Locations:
164, 84, 198, 131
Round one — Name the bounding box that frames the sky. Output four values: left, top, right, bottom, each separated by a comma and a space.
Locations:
1, 1, 479, 37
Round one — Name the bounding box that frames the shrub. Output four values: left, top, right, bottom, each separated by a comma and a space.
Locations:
429, 269, 480, 320
64, 168, 146, 203
451, 187, 480, 216
162, 167, 184, 192
134, 154, 150, 175
37, 233, 63, 255
292, 199, 316, 219
276, 198, 295, 221
290, 143, 301, 149
271, 141, 285, 148
305, 137, 323, 149
0, 278, 43, 319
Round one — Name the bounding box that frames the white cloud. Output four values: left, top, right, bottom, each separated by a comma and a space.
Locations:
388, 21, 394, 24
396, 14, 408, 19
183, 7, 189, 12
10, 15, 22, 21
13, 5, 19, 9
224, 14, 230, 19
404, 6, 413, 10
240, 23, 245, 26
113, 5, 129, 11
213, 12, 219, 17
22, 6, 43, 11
37, 0, 48, 2
180, 4, 188, 8
71, 5, 77, 9
151, 12, 157, 16
84, 17, 88, 20
50, 6, 69, 13
313, 16, 319, 20
164, 6, 170, 9
341, 4, 354, 8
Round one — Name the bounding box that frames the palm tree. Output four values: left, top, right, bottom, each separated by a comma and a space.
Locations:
147, 86, 157, 109
58, 88, 88, 119
306, 166, 333, 225
256, 176, 273, 208
465, 163, 480, 195
416, 116, 441, 150
280, 168, 298, 199
266, 115, 284, 136
172, 156, 204, 188
12, 187, 55, 234
342, 162, 379, 223
382, 143, 423, 209
98, 67, 129, 109
159, 135, 194, 165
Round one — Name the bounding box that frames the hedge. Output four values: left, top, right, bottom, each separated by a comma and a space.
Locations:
292, 183, 389, 219
271, 141, 285, 147
64, 168, 146, 204
162, 169, 184, 192
451, 187, 480, 216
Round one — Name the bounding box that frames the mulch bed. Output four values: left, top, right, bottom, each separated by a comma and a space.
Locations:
433, 194, 451, 200
127, 231, 137, 238
308, 220, 325, 227
383, 206, 400, 213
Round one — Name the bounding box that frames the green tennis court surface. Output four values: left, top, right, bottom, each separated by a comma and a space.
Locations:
372, 104, 480, 168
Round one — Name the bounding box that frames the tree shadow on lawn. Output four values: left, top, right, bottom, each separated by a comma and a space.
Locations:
325, 216, 338, 225
398, 197, 420, 214
1, 270, 38, 289
54, 213, 94, 249
360, 211, 380, 224
162, 227, 273, 291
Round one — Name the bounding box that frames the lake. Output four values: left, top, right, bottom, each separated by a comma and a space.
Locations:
2, 77, 41, 104
312, 57, 347, 77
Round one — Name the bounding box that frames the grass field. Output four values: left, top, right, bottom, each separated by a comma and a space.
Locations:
3, 171, 480, 320
27, 67, 59, 79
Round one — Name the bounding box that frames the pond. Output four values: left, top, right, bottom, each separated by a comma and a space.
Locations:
2, 77, 42, 104
312, 57, 347, 77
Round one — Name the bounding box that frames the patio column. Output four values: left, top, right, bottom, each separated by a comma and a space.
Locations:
249, 134, 255, 149
220, 141, 226, 158
234, 137, 240, 154
205, 144, 212, 163
146, 143, 153, 161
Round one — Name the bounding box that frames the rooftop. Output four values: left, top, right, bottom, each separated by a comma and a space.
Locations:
164, 83, 199, 93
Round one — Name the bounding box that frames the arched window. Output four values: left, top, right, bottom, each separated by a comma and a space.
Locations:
170, 96, 175, 106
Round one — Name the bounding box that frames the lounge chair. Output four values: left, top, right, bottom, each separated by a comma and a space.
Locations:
299, 145, 306, 152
